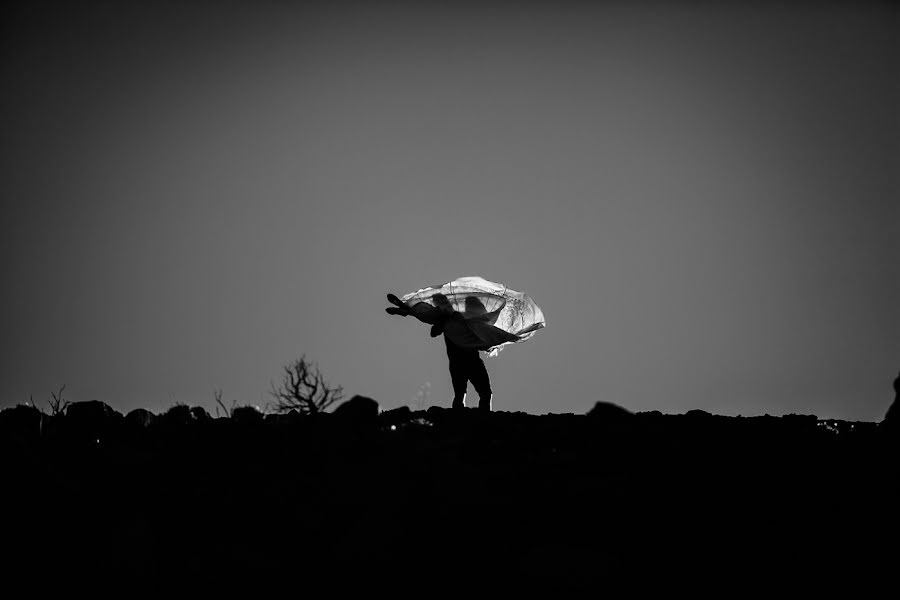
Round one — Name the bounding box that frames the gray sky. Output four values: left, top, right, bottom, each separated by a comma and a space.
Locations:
2, 1, 898, 420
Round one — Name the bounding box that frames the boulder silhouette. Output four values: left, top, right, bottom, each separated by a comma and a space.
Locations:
160, 404, 196, 427
333, 395, 379, 422
587, 401, 634, 421
379, 405, 413, 427
64, 400, 122, 441
685, 409, 713, 419
190, 406, 211, 421
0, 404, 47, 443
231, 405, 264, 424
125, 408, 157, 429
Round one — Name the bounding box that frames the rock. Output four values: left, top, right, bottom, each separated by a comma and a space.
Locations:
66, 399, 120, 420
0, 404, 47, 443
160, 404, 195, 427
638, 410, 664, 419
333, 395, 379, 422
264, 409, 303, 427
65, 400, 121, 424
685, 409, 712, 419
232, 405, 264, 424
426, 405, 449, 420
125, 408, 157, 429
190, 406, 211, 421
379, 405, 412, 427
587, 401, 634, 420
64, 400, 123, 441
782, 413, 818, 431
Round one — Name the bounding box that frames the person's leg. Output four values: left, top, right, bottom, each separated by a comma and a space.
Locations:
469, 353, 493, 412
448, 355, 468, 409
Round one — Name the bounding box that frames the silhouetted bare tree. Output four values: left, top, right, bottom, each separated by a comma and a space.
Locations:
270, 355, 343, 414
48, 384, 70, 416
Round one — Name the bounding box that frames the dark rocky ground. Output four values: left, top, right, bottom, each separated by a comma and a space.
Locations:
1, 397, 897, 592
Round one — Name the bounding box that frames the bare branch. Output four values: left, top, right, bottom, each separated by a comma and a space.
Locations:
214, 389, 230, 418
48, 384, 70, 416
269, 355, 343, 414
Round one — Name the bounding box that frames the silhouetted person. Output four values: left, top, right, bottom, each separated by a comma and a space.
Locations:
430, 293, 493, 411
388, 292, 493, 411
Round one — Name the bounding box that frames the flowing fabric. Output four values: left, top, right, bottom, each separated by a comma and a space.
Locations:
398, 276, 545, 356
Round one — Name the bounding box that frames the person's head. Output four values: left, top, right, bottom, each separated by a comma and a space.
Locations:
432, 293, 452, 312
465, 296, 487, 316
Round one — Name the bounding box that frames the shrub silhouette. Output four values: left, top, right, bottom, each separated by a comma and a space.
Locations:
270, 355, 343, 414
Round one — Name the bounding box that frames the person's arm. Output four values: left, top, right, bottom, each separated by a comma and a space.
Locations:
385, 293, 443, 324
385, 293, 410, 316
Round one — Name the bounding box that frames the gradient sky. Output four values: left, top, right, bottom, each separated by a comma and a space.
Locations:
2, 1, 898, 420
